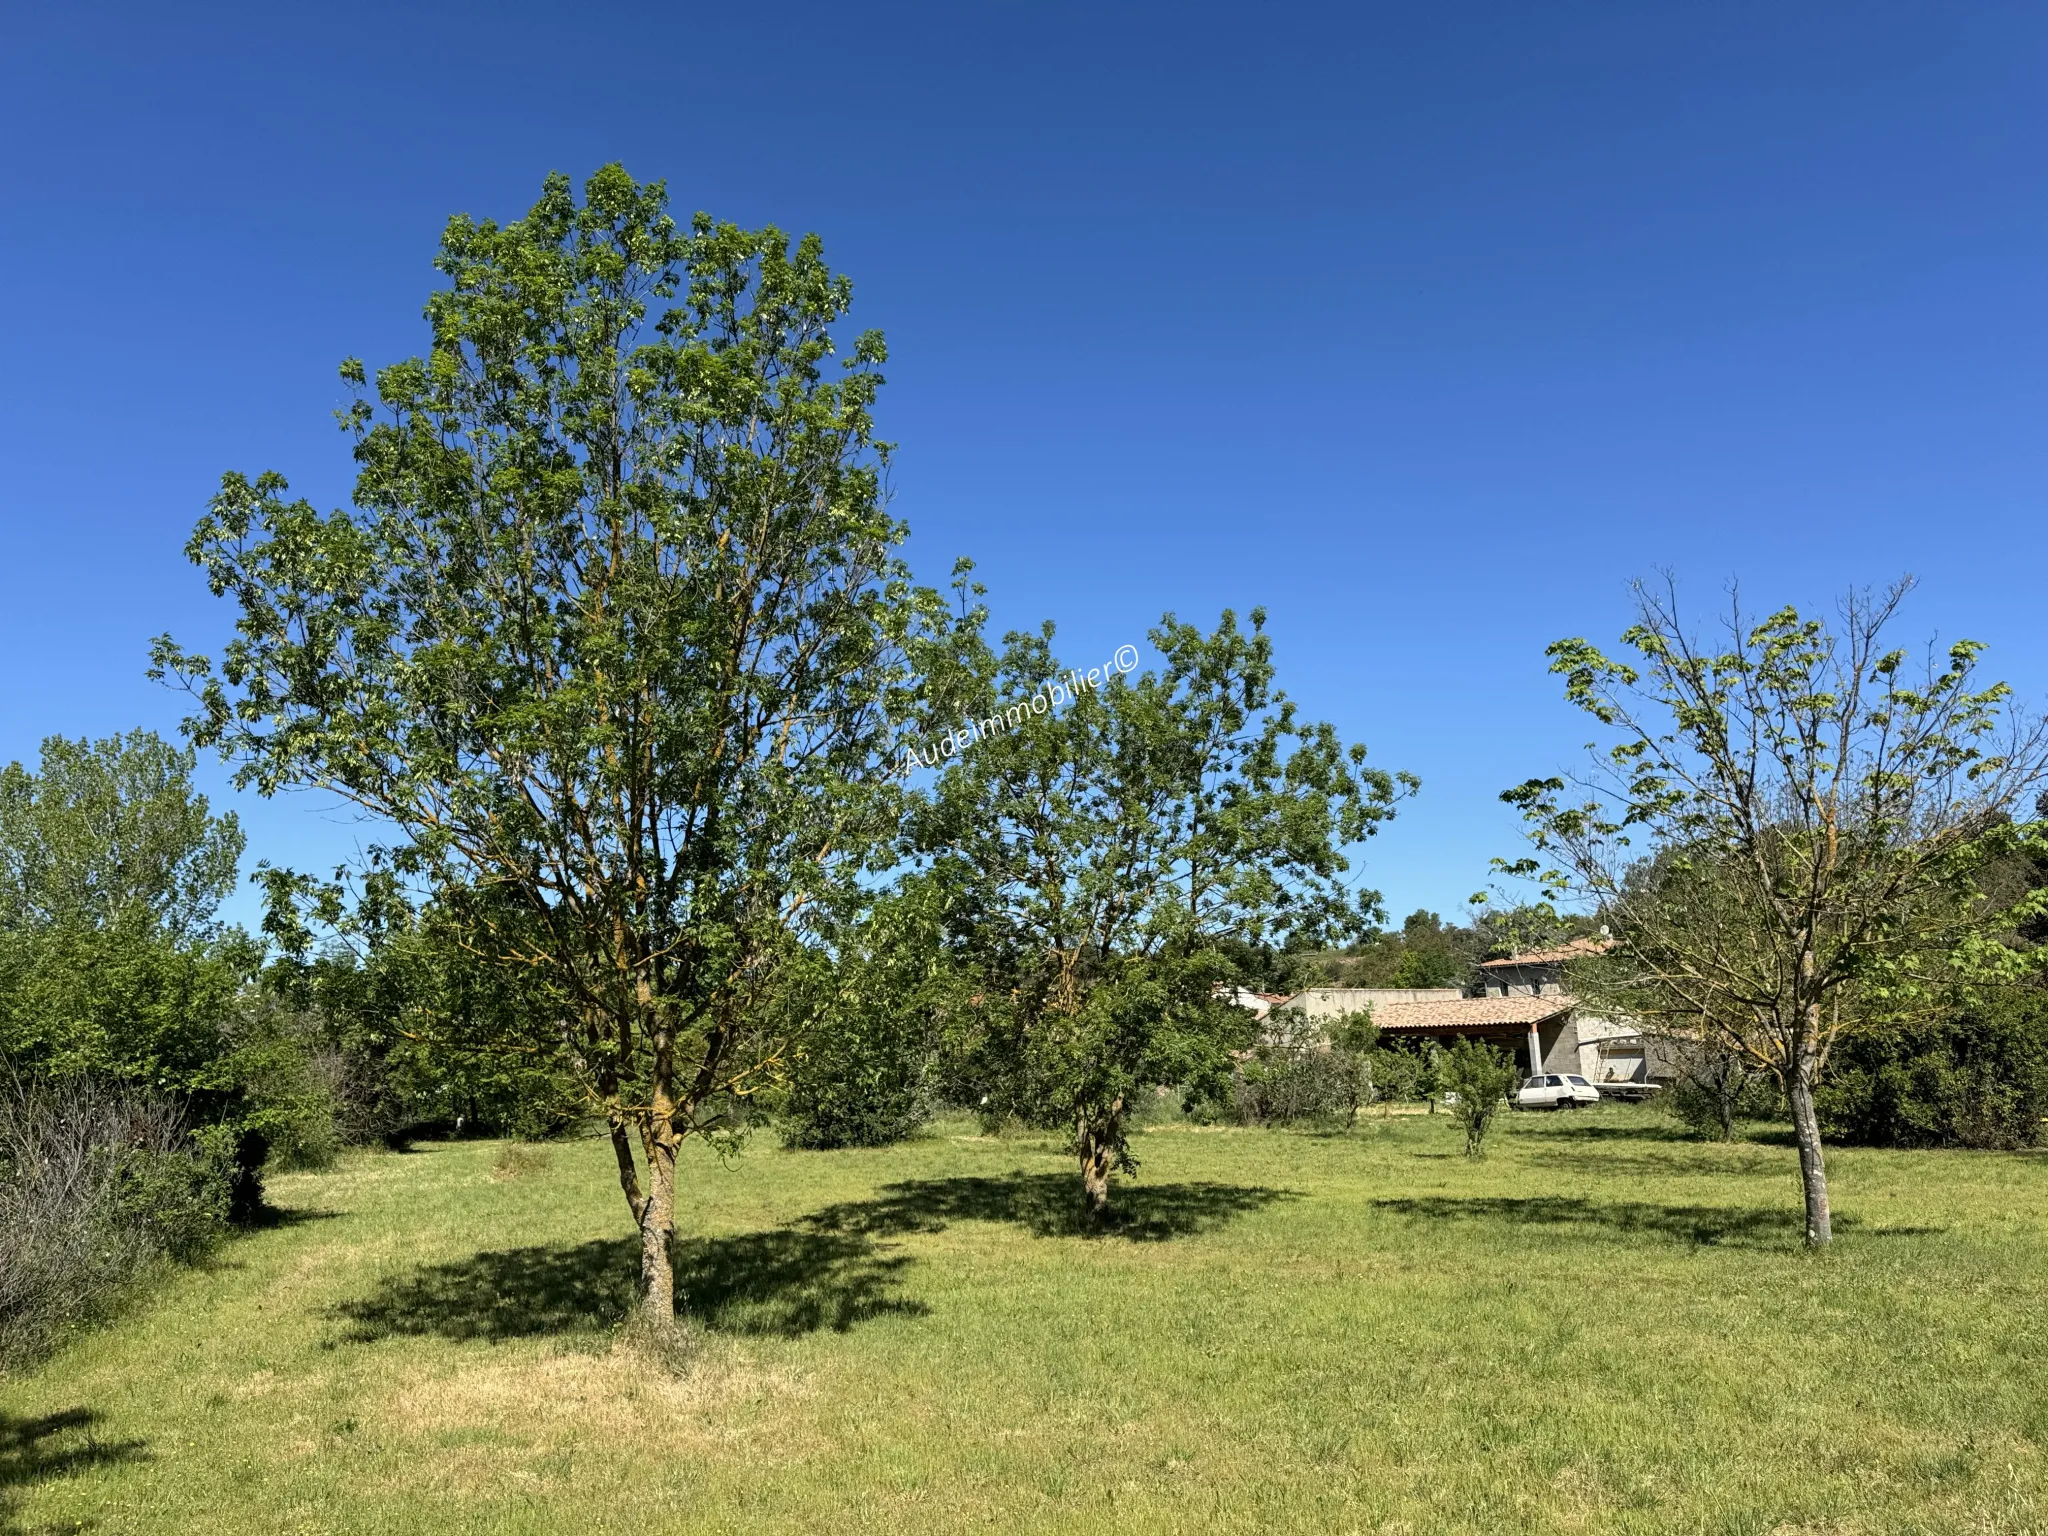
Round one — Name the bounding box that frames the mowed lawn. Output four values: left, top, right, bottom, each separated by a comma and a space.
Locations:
7, 1107, 2048, 1535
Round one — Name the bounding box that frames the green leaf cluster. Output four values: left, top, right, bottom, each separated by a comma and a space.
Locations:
0, 732, 257, 1095
926, 609, 1412, 1200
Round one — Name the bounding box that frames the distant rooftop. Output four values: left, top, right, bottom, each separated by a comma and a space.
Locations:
1371, 995, 1577, 1032
1479, 936, 1613, 970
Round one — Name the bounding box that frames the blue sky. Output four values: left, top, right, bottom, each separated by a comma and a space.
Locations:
3, 2, 2044, 933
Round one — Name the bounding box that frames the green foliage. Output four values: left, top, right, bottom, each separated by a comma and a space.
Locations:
930, 610, 1410, 1204
950, 954, 1240, 1170
1286, 903, 1596, 991
123, 1124, 238, 1260
1286, 909, 1463, 989
0, 730, 242, 940
213, 994, 345, 1170
0, 730, 313, 1215
264, 884, 588, 1146
1662, 1038, 1780, 1141
0, 916, 256, 1089
152, 165, 983, 1312
0, 731, 256, 1090
1438, 1039, 1516, 1156
1225, 1009, 1378, 1128
1367, 1042, 1432, 1103
778, 882, 949, 1150
1502, 578, 2048, 1242
1816, 987, 2048, 1150
1389, 944, 1458, 989
0, 730, 311, 1243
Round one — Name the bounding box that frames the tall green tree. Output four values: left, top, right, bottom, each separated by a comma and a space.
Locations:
0, 731, 241, 942
0, 732, 252, 1086
153, 166, 972, 1333
1503, 579, 2048, 1244
931, 611, 1411, 1215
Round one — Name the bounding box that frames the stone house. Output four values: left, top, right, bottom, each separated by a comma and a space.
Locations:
1279, 938, 1663, 1086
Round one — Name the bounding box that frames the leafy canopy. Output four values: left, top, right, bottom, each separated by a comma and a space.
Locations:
151, 165, 980, 1318
0, 731, 241, 942
933, 609, 1411, 1186
1502, 579, 2048, 1053
0, 732, 253, 1087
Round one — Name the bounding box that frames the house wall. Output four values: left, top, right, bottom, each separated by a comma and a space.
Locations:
1581, 1038, 1647, 1083
1286, 987, 1462, 1021
1482, 963, 1567, 1000
1573, 1013, 1642, 1082
1536, 1016, 1579, 1075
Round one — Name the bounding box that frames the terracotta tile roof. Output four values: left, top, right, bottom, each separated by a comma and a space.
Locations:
1479, 937, 1613, 969
1370, 995, 1578, 1032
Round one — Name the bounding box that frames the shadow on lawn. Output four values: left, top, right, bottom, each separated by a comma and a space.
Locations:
1515, 1121, 1700, 1144
1525, 1147, 1788, 1181
337, 1173, 1286, 1345
1, 1408, 148, 1535
337, 1226, 921, 1343
244, 1204, 347, 1232
1372, 1194, 1941, 1248
805, 1173, 1294, 1243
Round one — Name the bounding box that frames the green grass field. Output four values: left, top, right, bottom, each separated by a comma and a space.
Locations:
6, 1105, 2048, 1535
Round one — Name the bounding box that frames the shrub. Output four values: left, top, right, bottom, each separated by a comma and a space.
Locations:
1223, 1009, 1377, 1129
1438, 1039, 1517, 1156
219, 994, 344, 1171
1234, 1046, 1366, 1126
778, 889, 947, 1151
1660, 1038, 1781, 1140
0, 1074, 230, 1368
1368, 1043, 1431, 1104
1817, 989, 2048, 1150
780, 1034, 933, 1149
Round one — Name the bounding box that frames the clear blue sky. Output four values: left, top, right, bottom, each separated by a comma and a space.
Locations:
3, 2, 2043, 933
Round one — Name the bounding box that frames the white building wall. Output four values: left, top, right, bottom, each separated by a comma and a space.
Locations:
1573, 1013, 1648, 1082
1285, 987, 1462, 1021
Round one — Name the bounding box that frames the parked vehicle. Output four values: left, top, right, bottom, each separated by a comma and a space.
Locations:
1516, 1074, 1601, 1110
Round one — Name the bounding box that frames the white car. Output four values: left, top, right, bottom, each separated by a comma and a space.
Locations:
1516, 1073, 1601, 1110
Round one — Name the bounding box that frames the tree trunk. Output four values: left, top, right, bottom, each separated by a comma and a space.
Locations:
1077, 1106, 1121, 1220
1787, 1042, 1832, 1246
1714, 1066, 1738, 1141
637, 1128, 680, 1327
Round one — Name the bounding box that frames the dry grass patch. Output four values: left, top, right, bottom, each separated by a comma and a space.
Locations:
382, 1337, 811, 1450
490, 1145, 553, 1182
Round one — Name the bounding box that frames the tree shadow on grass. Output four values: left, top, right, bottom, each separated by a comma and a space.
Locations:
1, 1408, 148, 1535
335, 1173, 1286, 1346
243, 1205, 347, 1232
805, 1173, 1295, 1243
1526, 1147, 1790, 1181
336, 1225, 924, 1344
1372, 1194, 1942, 1249
1514, 1121, 1702, 1144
